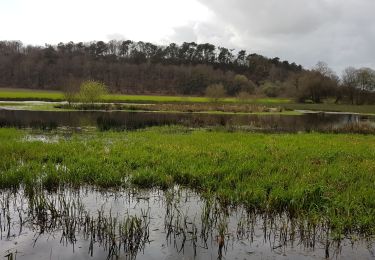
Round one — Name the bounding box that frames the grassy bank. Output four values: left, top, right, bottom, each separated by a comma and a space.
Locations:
0, 127, 374, 236
1, 88, 375, 115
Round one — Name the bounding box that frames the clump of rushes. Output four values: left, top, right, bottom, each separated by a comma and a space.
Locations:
0, 127, 375, 237
0, 187, 151, 259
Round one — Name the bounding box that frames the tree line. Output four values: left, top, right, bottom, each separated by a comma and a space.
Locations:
0, 40, 374, 104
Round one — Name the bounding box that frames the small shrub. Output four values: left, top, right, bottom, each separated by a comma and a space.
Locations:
261, 81, 280, 97
79, 80, 108, 104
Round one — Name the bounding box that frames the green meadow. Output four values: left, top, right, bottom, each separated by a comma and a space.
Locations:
0, 88, 63, 101
1, 126, 374, 236
0, 88, 291, 104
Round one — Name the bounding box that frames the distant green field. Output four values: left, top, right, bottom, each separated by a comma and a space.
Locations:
105, 94, 212, 103
0, 88, 291, 104
0, 89, 63, 100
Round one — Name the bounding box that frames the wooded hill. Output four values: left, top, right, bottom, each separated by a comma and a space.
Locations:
0, 40, 302, 94
0, 40, 374, 103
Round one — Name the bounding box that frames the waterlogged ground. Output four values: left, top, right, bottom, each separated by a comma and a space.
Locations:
1, 127, 375, 259
1, 187, 374, 260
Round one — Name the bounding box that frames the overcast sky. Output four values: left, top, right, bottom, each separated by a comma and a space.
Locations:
1, 0, 374, 73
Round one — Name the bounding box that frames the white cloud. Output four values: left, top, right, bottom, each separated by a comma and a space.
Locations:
1, 0, 374, 72
0, 0, 210, 44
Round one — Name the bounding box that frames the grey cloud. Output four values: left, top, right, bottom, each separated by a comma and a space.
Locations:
198, 0, 334, 36
172, 0, 375, 72
169, 22, 237, 48
168, 25, 198, 43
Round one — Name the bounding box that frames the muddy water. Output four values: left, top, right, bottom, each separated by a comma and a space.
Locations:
0, 187, 374, 259
0, 109, 374, 132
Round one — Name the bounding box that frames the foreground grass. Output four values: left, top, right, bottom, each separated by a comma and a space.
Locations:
0, 127, 374, 236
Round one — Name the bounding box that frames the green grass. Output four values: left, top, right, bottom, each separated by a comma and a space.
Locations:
105, 94, 211, 103
0, 88, 290, 104
253, 98, 291, 104
0, 89, 63, 101
0, 126, 374, 236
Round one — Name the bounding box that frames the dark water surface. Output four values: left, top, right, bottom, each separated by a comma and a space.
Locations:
1, 187, 374, 260
0, 109, 374, 132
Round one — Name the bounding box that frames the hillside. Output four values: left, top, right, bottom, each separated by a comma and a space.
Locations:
0, 40, 302, 95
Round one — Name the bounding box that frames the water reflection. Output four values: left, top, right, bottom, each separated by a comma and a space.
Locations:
0, 187, 374, 259
0, 109, 374, 133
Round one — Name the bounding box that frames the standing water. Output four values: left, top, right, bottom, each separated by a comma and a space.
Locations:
1, 187, 374, 259
0, 109, 374, 132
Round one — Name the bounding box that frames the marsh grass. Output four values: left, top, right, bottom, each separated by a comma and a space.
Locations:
283, 103, 375, 115
0, 187, 151, 259
0, 127, 374, 238
326, 122, 375, 134
56, 103, 284, 114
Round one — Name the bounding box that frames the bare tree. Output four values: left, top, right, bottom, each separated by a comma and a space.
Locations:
62, 75, 80, 106
205, 83, 226, 102
357, 68, 375, 92
342, 67, 359, 104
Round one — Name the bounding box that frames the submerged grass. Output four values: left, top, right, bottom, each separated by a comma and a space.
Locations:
0, 187, 151, 259
0, 127, 374, 236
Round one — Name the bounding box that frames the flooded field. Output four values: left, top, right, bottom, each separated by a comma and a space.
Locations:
1, 187, 374, 260
1, 107, 374, 259
0, 109, 374, 132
